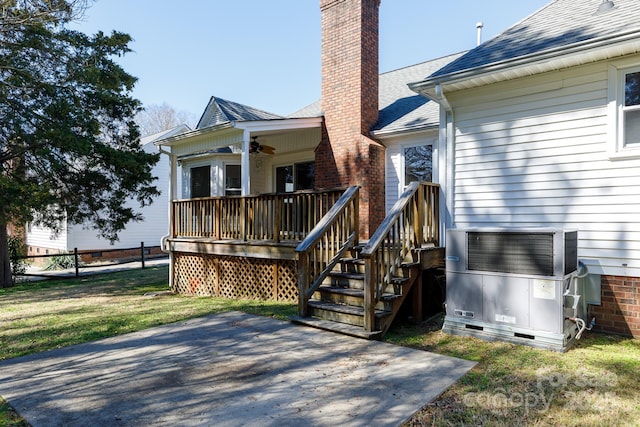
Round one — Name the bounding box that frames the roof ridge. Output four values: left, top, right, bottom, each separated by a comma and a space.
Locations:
379, 51, 469, 76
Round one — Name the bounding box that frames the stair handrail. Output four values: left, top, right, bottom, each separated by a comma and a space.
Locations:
295, 185, 360, 317
360, 182, 440, 331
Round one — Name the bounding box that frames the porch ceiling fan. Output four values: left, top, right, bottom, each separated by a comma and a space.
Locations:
249, 136, 275, 155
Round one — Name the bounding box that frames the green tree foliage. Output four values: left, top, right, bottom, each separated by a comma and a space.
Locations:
8, 234, 27, 277
0, 1, 159, 287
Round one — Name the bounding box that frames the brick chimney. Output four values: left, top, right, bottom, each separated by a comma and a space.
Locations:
315, 0, 385, 239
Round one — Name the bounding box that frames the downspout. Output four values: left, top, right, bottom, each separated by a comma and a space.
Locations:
434, 84, 456, 243
158, 146, 177, 290
241, 130, 251, 195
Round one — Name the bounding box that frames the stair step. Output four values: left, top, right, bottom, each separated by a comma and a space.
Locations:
324, 271, 365, 289
290, 316, 382, 340
313, 286, 400, 311
340, 257, 364, 265
390, 276, 410, 285
331, 271, 364, 280
307, 299, 390, 327
400, 261, 421, 268
339, 257, 365, 274
317, 286, 401, 301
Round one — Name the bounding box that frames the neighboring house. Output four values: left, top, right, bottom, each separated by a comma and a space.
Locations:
26, 124, 190, 260
410, 0, 640, 338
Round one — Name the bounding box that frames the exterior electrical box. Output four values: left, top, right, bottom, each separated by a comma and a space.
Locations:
444, 228, 582, 352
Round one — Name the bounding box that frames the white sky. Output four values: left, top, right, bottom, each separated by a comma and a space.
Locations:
72, 0, 551, 119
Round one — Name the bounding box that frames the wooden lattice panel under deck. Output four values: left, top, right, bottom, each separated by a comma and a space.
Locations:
172, 253, 216, 296
172, 253, 298, 302
277, 260, 298, 302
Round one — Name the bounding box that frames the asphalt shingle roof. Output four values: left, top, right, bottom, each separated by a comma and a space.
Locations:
288, 52, 464, 134
374, 52, 464, 133
431, 0, 640, 79
197, 97, 283, 129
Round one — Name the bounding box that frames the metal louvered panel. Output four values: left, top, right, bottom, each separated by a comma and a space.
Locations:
467, 232, 554, 276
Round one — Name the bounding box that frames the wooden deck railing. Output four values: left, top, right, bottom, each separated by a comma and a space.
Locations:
360, 182, 440, 332
295, 186, 360, 316
171, 189, 344, 241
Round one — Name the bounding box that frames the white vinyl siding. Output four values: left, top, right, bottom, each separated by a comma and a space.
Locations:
27, 140, 170, 251
26, 222, 68, 251
448, 60, 640, 277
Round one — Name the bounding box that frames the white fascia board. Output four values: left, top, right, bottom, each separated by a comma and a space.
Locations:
155, 117, 323, 152
410, 30, 640, 97
371, 124, 438, 140
233, 117, 322, 133
154, 123, 235, 147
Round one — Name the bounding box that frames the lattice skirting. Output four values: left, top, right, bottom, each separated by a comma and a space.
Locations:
172, 252, 298, 302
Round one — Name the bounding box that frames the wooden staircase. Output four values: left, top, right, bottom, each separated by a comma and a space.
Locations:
293, 182, 441, 340
292, 248, 421, 339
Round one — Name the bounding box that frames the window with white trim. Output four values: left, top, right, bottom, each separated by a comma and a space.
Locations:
622, 70, 640, 147
403, 145, 432, 187
609, 62, 640, 157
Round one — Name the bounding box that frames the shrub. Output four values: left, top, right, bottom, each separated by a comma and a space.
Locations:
8, 235, 28, 278
44, 253, 78, 271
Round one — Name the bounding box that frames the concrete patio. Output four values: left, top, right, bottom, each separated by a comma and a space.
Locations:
0, 311, 475, 426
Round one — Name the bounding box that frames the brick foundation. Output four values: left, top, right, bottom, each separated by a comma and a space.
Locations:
590, 275, 640, 338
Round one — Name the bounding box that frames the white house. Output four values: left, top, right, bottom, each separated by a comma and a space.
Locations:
410, 0, 640, 337
26, 124, 190, 258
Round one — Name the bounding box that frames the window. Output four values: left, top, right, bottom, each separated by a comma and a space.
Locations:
404, 145, 432, 185
623, 71, 640, 147
190, 165, 210, 198
609, 62, 640, 158
295, 161, 314, 190
276, 161, 314, 192
225, 164, 241, 196
276, 166, 294, 193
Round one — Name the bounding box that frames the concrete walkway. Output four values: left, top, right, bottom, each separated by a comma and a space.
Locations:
0, 311, 475, 426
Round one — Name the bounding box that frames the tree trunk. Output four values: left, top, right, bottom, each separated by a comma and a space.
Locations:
0, 224, 13, 288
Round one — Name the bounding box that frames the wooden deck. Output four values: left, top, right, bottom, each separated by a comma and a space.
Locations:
165, 184, 444, 339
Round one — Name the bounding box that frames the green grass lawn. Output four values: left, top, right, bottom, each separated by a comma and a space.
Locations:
1, 266, 639, 426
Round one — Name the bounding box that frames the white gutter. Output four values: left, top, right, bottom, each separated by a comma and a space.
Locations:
410, 29, 640, 96
154, 123, 234, 147
157, 145, 177, 289
241, 130, 251, 195
432, 84, 455, 242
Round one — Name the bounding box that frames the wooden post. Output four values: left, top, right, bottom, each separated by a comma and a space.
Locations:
274, 196, 282, 243
240, 196, 247, 241
74, 248, 79, 278
171, 201, 176, 238
363, 255, 375, 332
297, 252, 309, 316
414, 184, 424, 247
214, 198, 221, 240
352, 192, 360, 246
140, 241, 145, 269
411, 269, 423, 323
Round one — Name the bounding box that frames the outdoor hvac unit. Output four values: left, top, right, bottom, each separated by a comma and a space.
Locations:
444, 228, 585, 351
